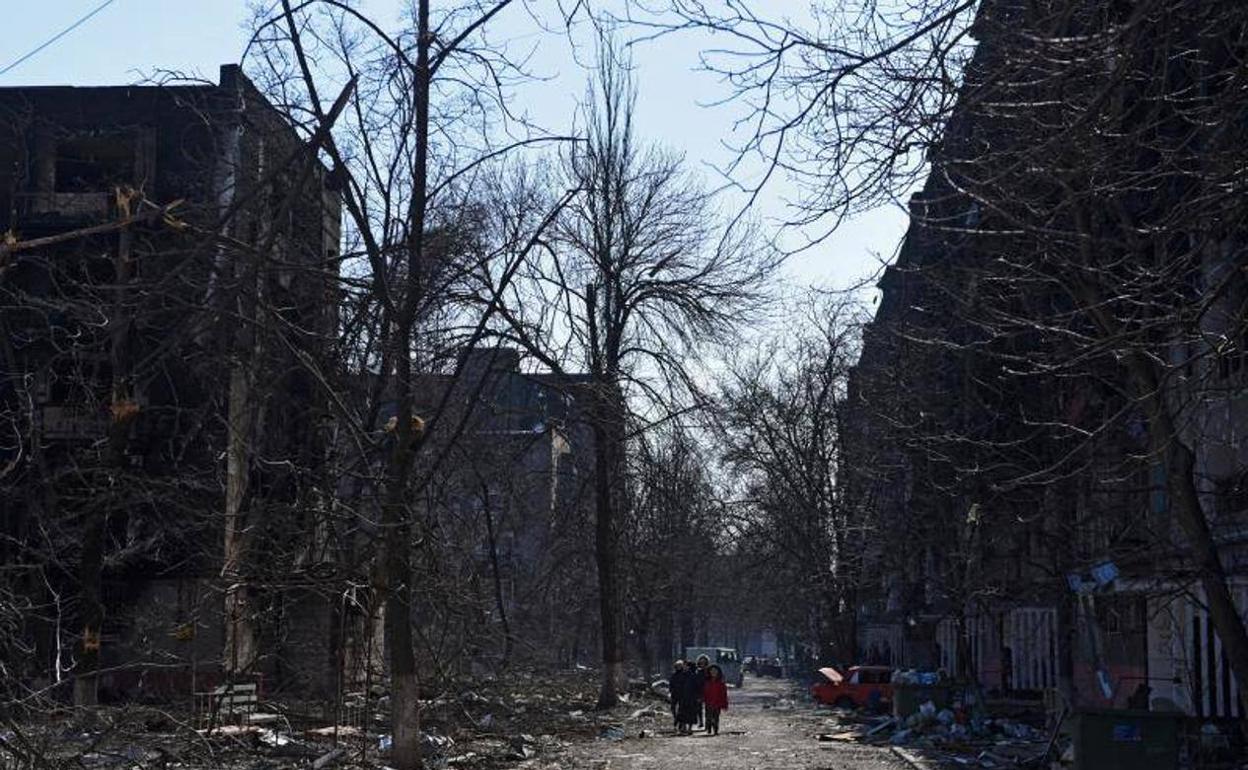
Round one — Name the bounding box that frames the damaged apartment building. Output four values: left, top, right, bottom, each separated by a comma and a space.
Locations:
0, 65, 342, 703
324, 345, 602, 687
842, 0, 1248, 721
411, 348, 600, 672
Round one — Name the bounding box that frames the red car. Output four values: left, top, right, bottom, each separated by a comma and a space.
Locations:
811, 666, 893, 709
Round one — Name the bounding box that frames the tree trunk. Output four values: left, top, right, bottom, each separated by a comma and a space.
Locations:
74, 514, 104, 707
1161, 432, 1248, 716
592, 412, 625, 708
222, 191, 265, 677
657, 604, 674, 672
481, 483, 515, 667
679, 601, 695, 656
1055, 482, 1078, 709
637, 627, 652, 684
1133, 357, 1248, 716
379, 393, 420, 768
381, 0, 431, 764
223, 364, 258, 675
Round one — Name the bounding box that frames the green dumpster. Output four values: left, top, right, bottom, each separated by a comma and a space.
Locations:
1072, 709, 1180, 770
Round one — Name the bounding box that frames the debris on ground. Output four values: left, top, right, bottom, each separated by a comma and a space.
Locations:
649, 680, 670, 699
815, 692, 1060, 769
599, 725, 626, 741
506, 733, 538, 759
0, 667, 672, 769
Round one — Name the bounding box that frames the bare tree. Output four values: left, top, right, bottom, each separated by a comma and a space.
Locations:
715, 293, 863, 665
244, 1, 594, 764
647, 0, 1248, 713
482, 36, 776, 707
624, 424, 721, 680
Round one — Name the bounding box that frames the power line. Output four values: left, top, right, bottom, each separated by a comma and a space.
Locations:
0, 0, 122, 78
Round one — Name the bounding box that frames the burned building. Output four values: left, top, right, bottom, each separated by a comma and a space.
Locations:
310, 346, 603, 690
0, 65, 341, 703
416, 348, 599, 669
842, 0, 1248, 719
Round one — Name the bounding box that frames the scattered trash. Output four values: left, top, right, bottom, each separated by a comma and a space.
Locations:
819, 731, 862, 742
893, 669, 942, 685
817, 684, 1057, 769
306, 725, 362, 737
312, 747, 345, 769
1090, 561, 1119, 586
0, 670, 625, 770
142, 714, 175, 733
507, 733, 538, 759
599, 725, 625, 742
447, 752, 480, 765
422, 732, 455, 754
997, 720, 1038, 740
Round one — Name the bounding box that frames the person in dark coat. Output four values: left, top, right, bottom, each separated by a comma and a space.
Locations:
674, 661, 702, 734
668, 660, 688, 729
692, 654, 711, 728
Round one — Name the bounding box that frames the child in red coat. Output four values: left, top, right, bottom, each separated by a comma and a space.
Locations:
702, 665, 729, 735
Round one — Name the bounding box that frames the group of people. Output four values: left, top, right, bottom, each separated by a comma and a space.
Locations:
668, 655, 729, 736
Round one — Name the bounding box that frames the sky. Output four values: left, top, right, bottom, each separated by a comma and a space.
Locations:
2, 0, 909, 303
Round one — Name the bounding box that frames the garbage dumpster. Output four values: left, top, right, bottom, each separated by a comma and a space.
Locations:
892, 683, 953, 719
1072, 709, 1180, 770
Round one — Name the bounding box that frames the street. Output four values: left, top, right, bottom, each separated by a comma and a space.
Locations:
4, 4, 1243, 769
558, 677, 911, 770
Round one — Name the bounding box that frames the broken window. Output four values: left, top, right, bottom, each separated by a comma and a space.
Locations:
54, 133, 135, 193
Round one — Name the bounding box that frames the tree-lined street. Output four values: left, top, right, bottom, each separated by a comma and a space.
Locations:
3, 2, 1248, 769
562, 677, 911, 770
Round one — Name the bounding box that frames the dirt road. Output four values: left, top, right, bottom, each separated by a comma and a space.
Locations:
555, 676, 911, 770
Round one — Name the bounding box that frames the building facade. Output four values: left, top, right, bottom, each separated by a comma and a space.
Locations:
0, 64, 341, 701
842, 0, 1248, 718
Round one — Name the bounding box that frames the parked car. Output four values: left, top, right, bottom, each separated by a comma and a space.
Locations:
811, 665, 894, 709
684, 646, 745, 687
755, 657, 784, 678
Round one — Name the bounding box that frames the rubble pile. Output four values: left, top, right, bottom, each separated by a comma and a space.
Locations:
816, 700, 1057, 769
0, 669, 671, 769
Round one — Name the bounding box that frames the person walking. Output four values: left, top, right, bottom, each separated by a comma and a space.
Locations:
674, 661, 702, 734
668, 660, 688, 730
702, 664, 729, 736
693, 654, 711, 728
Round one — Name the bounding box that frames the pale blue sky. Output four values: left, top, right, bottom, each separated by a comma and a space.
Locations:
3, 1, 907, 298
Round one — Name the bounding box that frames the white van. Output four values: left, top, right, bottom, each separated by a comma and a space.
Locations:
684, 647, 745, 687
